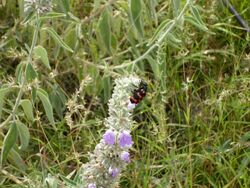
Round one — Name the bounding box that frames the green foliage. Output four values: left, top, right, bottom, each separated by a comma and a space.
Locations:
0, 0, 250, 187
1, 122, 18, 165
16, 120, 30, 150
42, 27, 74, 53
33, 45, 51, 69
25, 63, 38, 82
0, 86, 12, 120
20, 99, 34, 122
37, 88, 56, 129
98, 9, 112, 54
129, 0, 144, 37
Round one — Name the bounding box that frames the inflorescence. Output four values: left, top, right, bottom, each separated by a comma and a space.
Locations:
80, 76, 144, 188
24, 0, 52, 14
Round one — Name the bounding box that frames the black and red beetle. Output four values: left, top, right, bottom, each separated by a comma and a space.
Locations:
130, 80, 147, 104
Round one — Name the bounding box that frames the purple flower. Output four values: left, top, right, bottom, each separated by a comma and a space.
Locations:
120, 151, 130, 163
87, 183, 96, 188
118, 130, 133, 148
108, 167, 120, 178
103, 129, 115, 145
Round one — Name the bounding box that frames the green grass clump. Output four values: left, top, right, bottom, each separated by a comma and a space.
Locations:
0, 0, 249, 187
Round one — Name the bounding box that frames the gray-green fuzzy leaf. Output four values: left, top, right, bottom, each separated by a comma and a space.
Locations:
1, 122, 18, 165
43, 27, 74, 53
0, 87, 11, 120
130, 0, 144, 37
20, 99, 34, 122
33, 46, 51, 69
37, 88, 56, 129
25, 63, 38, 82
16, 121, 30, 150
98, 9, 111, 53
8, 148, 27, 171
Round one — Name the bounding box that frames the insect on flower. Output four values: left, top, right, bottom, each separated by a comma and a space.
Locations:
130, 80, 147, 105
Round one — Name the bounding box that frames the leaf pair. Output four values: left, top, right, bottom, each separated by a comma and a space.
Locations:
185, 5, 209, 32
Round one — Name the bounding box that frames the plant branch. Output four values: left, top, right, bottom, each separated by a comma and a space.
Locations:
109, 0, 191, 70
0, 13, 40, 129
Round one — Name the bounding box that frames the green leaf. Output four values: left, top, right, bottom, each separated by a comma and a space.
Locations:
146, 55, 161, 80
0, 84, 15, 120
64, 25, 77, 50
0, 87, 10, 120
33, 45, 51, 70
16, 121, 30, 150
25, 63, 38, 82
22, 12, 35, 25
37, 87, 48, 97
240, 131, 250, 142
32, 87, 37, 104
185, 15, 208, 32
102, 76, 111, 103
28, 12, 66, 25
57, 0, 70, 13
38, 12, 66, 21
1, 122, 18, 165
15, 61, 25, 84
111, 34, 118, 52
67, 12, 81, 23
129, 0, 144, 37
43, 27, 74, 53
37, 88, 56, 129
60, 175, 77, 186
167, 33, 182, 44
98, 9, 111, 53
49, 85, 67, 119
18, 0, 24, 18
8, 148, 27, 171
148, 0, 158, 25
186, 5, 209, 32
189, 5, 204, 25
172, 0, 181, 16
20, 99, 34, 122
212, 24, 239, 37
148, 19, 174, 45
165, 32, 182, 49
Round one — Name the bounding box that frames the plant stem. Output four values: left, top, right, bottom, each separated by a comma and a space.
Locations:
222, 0, 250, 34
0, 13, 40, 129
28, 13, 40, 62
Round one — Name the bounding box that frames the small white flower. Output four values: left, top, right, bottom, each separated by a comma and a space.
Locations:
87, 183, 96, 188
127, 101, 137, 110
24, 0, 52, 14
43, 174, 59, 187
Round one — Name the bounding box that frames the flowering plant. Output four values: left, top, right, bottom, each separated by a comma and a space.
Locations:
80, 76, 144, 188
24, 0, 52, 14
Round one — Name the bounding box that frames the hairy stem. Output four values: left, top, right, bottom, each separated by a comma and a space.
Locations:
0, 13, 40, 129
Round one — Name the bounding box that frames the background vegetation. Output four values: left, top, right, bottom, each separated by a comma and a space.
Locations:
0, 0, 249, 187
